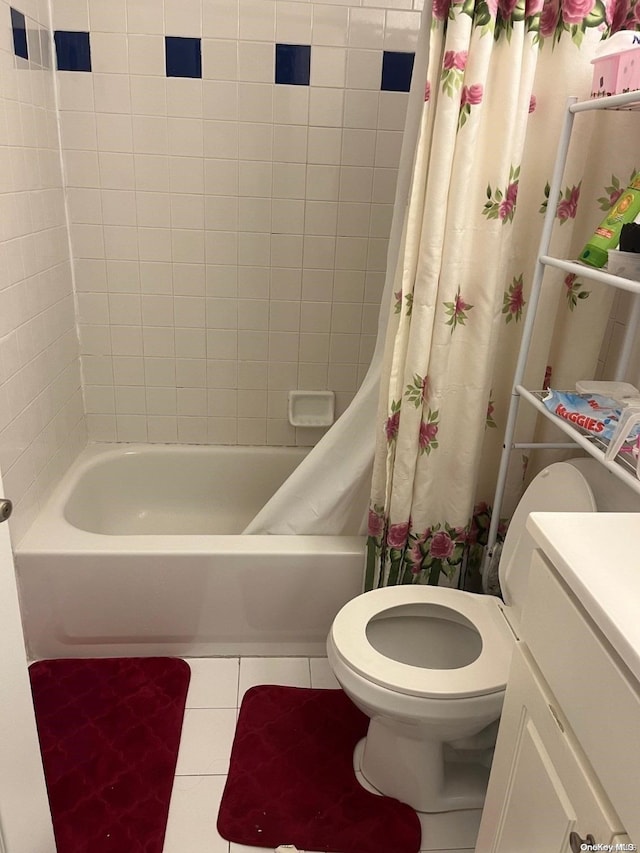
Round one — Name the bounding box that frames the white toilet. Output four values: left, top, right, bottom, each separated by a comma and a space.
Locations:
327, 459, 640, 813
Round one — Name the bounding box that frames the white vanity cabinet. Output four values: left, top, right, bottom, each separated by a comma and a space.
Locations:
476, 513, 640, 853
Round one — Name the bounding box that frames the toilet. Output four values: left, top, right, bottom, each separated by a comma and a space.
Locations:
327, 458, 640, 813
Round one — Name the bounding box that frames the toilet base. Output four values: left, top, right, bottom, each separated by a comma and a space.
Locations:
359, 718, 490, 813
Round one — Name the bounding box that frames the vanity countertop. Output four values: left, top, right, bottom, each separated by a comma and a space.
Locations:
526, 512, 640, 685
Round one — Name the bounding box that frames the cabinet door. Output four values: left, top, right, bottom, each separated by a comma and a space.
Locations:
475, 647, 625, 853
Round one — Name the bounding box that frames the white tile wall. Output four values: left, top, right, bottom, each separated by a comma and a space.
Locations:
597, 288, 640, 388
0, 0, 86, 544
50, 0, 420, 446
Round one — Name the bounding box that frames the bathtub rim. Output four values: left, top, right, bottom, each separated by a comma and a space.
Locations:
17, 442, 365, 555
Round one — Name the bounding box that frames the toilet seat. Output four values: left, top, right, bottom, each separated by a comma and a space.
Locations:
330, 585, 514, 700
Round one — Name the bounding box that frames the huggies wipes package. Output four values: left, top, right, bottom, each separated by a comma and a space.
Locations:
542, 390, 640, 451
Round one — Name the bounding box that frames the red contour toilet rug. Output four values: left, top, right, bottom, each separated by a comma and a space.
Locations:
217, 685, 421, 853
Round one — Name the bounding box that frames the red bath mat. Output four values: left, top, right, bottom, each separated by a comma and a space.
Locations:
217, 686, 421, 853
29, 657, 190, 853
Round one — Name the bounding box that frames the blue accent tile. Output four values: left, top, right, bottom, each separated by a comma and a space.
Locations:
165, 36, 202, 78
275, 44, 310, 86
11, 7, 28, 60
54, 30, 91, 72
381, 51, 415, 93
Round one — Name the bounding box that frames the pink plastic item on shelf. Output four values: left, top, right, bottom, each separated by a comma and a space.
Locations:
591, 31, 640, 98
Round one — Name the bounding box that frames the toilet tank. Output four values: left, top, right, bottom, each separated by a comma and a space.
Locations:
498, 457, 640, 633
565, 457, 640, 512
498, 461, 597, 629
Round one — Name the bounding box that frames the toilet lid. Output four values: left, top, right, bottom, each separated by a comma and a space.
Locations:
330, 586, 514, 699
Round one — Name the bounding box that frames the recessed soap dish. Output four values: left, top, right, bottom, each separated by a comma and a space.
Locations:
288, 390, 335, 427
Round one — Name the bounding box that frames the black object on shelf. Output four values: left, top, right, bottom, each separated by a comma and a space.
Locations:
619, 222, 640, 253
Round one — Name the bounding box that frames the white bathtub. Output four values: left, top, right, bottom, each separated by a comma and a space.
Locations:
16, 444, 365, 659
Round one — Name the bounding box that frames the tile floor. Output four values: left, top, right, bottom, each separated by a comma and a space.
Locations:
163, 657, 480, 853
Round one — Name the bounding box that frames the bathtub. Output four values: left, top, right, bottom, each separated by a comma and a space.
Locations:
16, 444, 365, 660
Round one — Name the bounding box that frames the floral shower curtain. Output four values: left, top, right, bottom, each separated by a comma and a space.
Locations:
366, 0, 640, 589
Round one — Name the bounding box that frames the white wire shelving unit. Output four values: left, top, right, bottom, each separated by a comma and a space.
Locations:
483, 91, 640, 576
